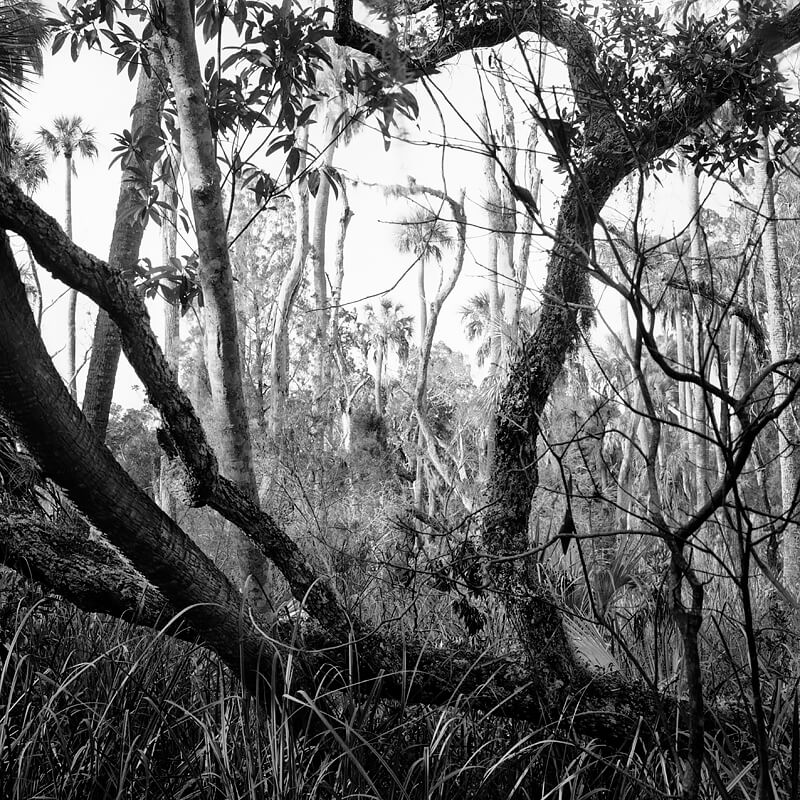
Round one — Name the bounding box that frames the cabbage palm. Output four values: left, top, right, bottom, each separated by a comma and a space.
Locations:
8, 129, 46, 325
7, 130, 46, 193
395, 208, 454, 351
361, 298, 413, 416
38, 115, 98, 398
461, 290, 537, 368
0, 0, 48, 171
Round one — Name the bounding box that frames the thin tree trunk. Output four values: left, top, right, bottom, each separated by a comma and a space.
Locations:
511, 124, 539, 337
727, 317, 745, 442
270, 129, 309, 440
496, 68, 518, 353
159, 162, 180, 518
310, 143, 336, 431
64, 152, 77, 399
82, 54, 168, 440
328, 183, 354, 449
373, 344, 384, 416
675, 309, 689, 430
480, 110, 501, 483
687, 169, 707, 502
756, 133, 800, 601
328, 183, 352, 355
414, 256, 427, 514
409, 187, 472, 512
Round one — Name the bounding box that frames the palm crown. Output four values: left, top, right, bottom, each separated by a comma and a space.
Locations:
38, 115, 98, 164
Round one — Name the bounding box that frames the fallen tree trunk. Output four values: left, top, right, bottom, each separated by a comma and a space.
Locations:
0, 507, 743, 750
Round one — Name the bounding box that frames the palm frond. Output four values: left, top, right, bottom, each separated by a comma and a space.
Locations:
0, 2, 49, 110
362, 297, 413, 360
7, 129, 47, 192
459, 290, 494, 343
38, 115, 98, 162
394, 207, 454, 265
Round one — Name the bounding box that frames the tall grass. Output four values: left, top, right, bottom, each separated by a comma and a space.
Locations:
0, 577, 796, 799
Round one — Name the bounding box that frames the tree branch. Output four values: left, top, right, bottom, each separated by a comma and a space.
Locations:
666, 276, 767, 359
0, 177, 352, 640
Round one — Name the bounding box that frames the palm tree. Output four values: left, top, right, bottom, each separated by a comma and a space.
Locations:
7, 129, 46, 191
394, 207, 454, 351
38, 115, 98, 399
0, 0, 48, 170
7, 128, 47, 325
360, 298, 413, 416
461, 290, 537, 481
461, 290, 537, 369
460, 290, 494, 368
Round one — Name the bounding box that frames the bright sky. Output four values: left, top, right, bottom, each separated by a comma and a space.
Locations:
12, 3, 697, 409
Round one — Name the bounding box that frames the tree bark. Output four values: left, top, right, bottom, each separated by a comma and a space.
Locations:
479, 110, 502, 483
160, 0, 265, 594
310, 140, 337, 431
270, 129, 309, 440
64, 152, 78, 399
82, 52, 168, 440
756, 134, 800, 601
159, 157, 180, 518
687, 168, 708, 502
0, 232, 276, 697
495, 69, 519, 352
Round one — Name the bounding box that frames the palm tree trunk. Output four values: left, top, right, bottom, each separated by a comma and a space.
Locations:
756, 133, 800, 601
64, 152, 78, 399
82, 54, 168, 439
373, 343, 385, 416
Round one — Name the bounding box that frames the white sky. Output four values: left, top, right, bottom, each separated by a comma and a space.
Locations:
12, 4, 698, 409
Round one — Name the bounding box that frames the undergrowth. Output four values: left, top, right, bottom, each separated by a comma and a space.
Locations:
0, 575, 795, 800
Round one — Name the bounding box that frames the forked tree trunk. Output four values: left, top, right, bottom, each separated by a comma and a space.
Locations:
82, 53, 168, 440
